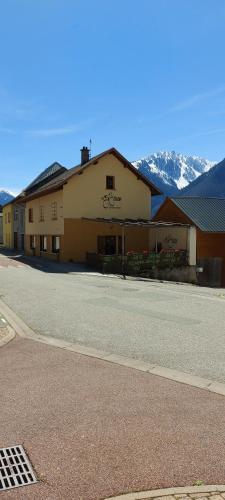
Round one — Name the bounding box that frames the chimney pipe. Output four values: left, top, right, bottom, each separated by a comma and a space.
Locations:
80, 146, 90, 165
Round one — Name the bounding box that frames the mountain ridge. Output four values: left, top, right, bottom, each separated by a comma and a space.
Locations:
180, 157, 225, 197
132, 151, 216, 214
0, 190, 15, 206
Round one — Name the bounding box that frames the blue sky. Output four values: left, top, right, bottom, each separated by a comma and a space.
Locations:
1, 0, 225, 193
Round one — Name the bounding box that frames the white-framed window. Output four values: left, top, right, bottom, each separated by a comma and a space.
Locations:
39, 206, 44, 222
28, 208, 33, 223
30, 235, 36, 249
106, 175, 115, 190
40, 235, 47, 252
51, 201, 57, 220
52, 235, 60, 253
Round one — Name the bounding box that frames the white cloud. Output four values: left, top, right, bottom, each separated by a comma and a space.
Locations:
170, 86, 225, 112
166, 127, 225, 147
0, 127, 16, 134
28, 124, 82, 137
27, 118, 95, 138
0, 122, 88, 137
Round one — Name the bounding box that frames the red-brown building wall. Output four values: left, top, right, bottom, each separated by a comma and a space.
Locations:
154, 199, 225, 285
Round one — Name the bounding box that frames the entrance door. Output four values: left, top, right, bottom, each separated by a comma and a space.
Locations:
21, 234, 24, 251
97, 236, 117, 255
105, 236, 116, 255
14, 232, 18, 250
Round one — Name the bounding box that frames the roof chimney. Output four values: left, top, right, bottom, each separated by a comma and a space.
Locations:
80, 146, 90, 165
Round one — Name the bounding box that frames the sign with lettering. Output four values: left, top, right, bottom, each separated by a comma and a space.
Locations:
164, 235, 178, 249
101, 192, 122, 209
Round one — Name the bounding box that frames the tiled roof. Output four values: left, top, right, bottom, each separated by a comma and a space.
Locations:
23, 148, 161, 202
23, 165, 78, 201
171, 197, 225, 232
24, 162, 67, 194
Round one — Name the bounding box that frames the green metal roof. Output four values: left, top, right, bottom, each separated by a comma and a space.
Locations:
171, 197, 225, 232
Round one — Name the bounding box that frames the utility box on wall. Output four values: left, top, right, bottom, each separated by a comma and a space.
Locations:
197, 257, 223, 288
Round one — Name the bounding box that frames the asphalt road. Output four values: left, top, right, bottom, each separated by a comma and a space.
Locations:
1, 250, 225, 383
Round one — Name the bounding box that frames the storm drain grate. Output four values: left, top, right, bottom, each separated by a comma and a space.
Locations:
0, 445, 37, 491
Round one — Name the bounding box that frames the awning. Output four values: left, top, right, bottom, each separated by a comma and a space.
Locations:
82, 217, 190, 228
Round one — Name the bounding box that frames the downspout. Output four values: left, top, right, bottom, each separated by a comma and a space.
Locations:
122, 224, 126, 279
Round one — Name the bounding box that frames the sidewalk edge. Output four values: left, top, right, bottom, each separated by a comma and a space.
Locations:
103, 485, 225, 500
0, 324, 15, 348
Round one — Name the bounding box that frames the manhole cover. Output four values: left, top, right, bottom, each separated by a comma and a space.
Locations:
0, 445, 37, 491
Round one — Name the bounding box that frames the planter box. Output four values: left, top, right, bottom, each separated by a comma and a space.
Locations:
86, 251, 192, 282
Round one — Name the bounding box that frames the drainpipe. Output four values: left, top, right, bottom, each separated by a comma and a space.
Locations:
155, 233, 158, 253
122, 225, 126, 279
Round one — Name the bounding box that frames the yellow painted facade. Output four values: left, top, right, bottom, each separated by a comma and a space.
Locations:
24, 151, 152, 261
63, 154, 150, 219
3, 203, 14, 248
63, 219, 149, 261
26, 190, 64, 236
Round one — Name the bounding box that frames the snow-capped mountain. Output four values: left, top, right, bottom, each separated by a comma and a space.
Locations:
133, 151, 215, 192
132, 151, 215, 214
0, 190, 14, 206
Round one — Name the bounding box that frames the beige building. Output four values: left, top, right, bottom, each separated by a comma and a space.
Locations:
24, 147, 161, 261
3, 202, 14, 249
0, 207, 3, 244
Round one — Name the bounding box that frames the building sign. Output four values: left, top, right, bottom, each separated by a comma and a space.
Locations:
101, 192, 122, 209
164, 235, 178, 249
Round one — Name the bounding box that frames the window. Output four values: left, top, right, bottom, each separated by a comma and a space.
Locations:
39, 206, 44, 222
20, 210, 24, 226
40, 235, 47, 252
5, 213, 7, 224
97, 235, 124, 255
52, 236, 60, 253
8, 212, 11, 223
30, 235, 36, 250
14, 209, 18, 222
97, 235, 117, 255
118, 235, 122, 254
14, 232, 18, 250
106, 175, 115, 190
28, 208, 33, 223
51, 202, 57, 220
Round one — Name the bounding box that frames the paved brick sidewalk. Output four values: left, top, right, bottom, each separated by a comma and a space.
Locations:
2, 336, 225, 499
106, 486, 225, 500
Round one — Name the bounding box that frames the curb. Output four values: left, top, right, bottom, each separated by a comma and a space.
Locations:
0, 323, 15, 348
103, 485, 225, 500
1, 298, 225, 397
